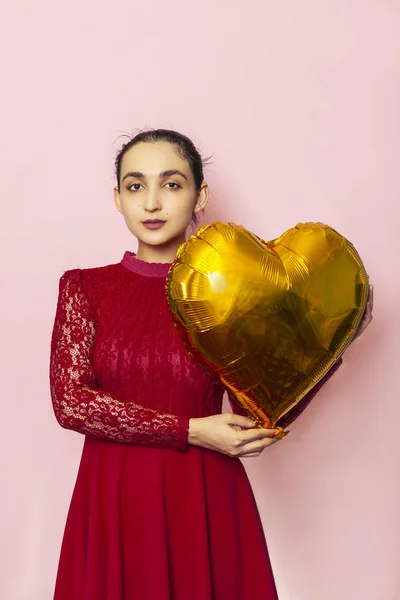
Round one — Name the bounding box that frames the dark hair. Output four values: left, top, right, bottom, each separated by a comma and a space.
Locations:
114, 128, 208, 192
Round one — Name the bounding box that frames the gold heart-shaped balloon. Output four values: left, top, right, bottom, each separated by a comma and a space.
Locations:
166, 222, 368, 428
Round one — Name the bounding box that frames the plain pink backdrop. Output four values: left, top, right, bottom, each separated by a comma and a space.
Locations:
1, 2, 399, 599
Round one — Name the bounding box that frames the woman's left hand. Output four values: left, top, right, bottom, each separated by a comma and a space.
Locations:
352, 284, 374, 342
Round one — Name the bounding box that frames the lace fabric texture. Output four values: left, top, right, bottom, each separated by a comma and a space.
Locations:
50, 261, 342, 449
50, 269, 191, 450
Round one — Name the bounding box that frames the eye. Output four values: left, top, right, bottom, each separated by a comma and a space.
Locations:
127, 182, 144, 192
164, 182, 181, 189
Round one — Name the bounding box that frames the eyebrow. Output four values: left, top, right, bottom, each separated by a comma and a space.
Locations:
122, 169, 188, 182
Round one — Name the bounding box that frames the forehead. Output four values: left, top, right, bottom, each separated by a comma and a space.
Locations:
120, 141, 192, 177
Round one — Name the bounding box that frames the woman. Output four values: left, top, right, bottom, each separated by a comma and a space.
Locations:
50, 129, 373, 600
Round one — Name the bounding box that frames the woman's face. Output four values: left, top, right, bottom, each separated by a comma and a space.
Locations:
114, 141, 208, 249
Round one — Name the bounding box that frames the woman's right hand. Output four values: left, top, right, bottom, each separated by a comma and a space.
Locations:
188, 413, 282, 458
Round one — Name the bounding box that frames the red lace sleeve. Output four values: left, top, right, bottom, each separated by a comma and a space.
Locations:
227, 359, 343, 428
49, 270, 189, 451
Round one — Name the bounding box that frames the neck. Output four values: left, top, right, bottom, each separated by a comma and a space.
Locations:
135, 235, 186, 264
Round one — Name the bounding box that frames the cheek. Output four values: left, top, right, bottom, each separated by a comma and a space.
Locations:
120, 198, 142, 215
118, 204, 142, 232
168, 206, 194, 228
164, 194, 196, 219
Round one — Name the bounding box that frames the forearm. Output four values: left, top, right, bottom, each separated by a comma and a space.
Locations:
51, 380, 190, 450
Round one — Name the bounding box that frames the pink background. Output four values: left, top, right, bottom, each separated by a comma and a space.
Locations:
1, 2, 399, 599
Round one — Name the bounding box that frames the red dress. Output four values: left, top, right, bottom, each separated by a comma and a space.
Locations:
50, 252, 341, 600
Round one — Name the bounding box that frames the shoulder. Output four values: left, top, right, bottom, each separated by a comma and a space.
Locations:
57, 262, 128, 301
58, 261, 135, 315
59, 262, 122, 286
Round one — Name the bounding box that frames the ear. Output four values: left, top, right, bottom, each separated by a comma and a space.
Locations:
113, 186, 123, 214
194, 182, 209, 214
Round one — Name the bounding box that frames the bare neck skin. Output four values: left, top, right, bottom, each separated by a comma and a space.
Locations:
135, 233, 187, 264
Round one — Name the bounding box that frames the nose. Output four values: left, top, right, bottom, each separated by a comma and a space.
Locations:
143, 187, 162, 213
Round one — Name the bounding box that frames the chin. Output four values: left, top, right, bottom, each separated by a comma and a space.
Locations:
135, 226, 187, 247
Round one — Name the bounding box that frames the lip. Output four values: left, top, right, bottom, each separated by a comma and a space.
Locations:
142, 219, 166, 230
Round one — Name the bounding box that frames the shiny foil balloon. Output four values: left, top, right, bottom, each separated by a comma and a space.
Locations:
166, 222, 368, 430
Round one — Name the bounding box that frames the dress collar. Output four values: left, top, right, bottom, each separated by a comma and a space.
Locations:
121, 251, 172, 278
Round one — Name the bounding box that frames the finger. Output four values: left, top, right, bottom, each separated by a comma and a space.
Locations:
238, 437, 279, 455
238, 428, 280, 444
363, 306, 372, 322
366, 284, 373, 309
227, 413, 257, 429
362, 297, 373, 322
240, 452, 262, 458
366, 302, 373, 321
